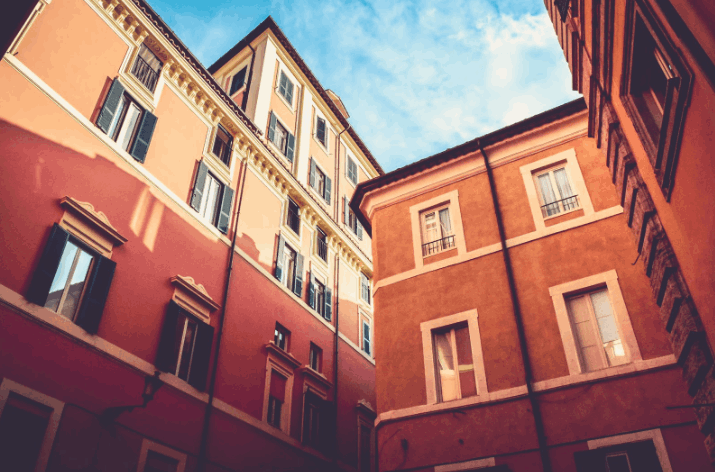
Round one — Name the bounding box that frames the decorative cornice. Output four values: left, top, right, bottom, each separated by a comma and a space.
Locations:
59, 196, 127, 246
265, 342, 302, 370
297, 366, 333, 390
356, 399, 376, 418
170, 275, 220, 311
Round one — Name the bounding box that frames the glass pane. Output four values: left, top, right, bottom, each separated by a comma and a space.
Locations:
553, 168, 574, 198
177, 318, 197, 381
59, 249, 94, 321
434, 332, 457, 401
138, 45, 163, 72
538, 173, 560, 216
606, 453, 632, 472
199, 175, 220, 222
45, 242, 79, 313
107, 96, 127, 139
117, 102, 142, 151
144, 450, 179, 472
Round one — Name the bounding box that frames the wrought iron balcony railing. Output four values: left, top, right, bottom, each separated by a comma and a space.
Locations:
422, 235, 456, 257
541, 195, 580, 218
131, 55, 160, 92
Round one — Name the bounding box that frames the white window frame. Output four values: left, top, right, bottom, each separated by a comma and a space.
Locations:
520, 148, 594, 231
532, 165, 581, 219
269, 114, 292, 157
137, 439, 187, 472
346, 154, 359, 186
420, 309, 488, 405
409, 190, 467, 270
197, 171, 224, 226
262, 357, 295, 436
313, 111, 330, 153
586, 428, 674, 472
0, 378, 65, 472
280, 242, 298, 291
275, 69, 296, 110
361, 317, 372, 356
549, 270, 642, 376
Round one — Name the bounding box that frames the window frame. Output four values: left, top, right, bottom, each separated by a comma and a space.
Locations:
43, 236, 97, 323
581, 428, 674, 472
361, 318, 372, 357
276, 70, 295, 109
274, 322, 290, 352
107, 92, 145, 153
346, 155, 359, 186
549, 270, 642, 376
357, 415, 375, 472
315, 227, 328, 263
196, 171, 224, 226
210, 124, 233, 167
420, 309, 488, 405
228, 65, 248, 96
409, 190, 467, 270
262, 357, 295, 435
314, 115, 329, 151
360, 272, 371, 305
419, 204, 456, 257
136, 439, 187, 472
532, 165, 581, 219
130, 43, 163, 94
309, 343, 323, 373
286, 198, 301, 236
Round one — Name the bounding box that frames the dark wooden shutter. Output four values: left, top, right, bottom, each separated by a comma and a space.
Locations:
27, 224, 70, 306
285, 79, 294, 105
188, 321, 215, 391
309, 158, 316, 188
357, 220, 363, 240
325, 177, 332, 204
573, 449, 603, 472
156, 301, 183, 372
286, 133, 295, 162
627, 440, 663, 472
190, 161, 209, 211
129, 110, 157, 163
229, 67, 247, 95
274, 234, 286, 281
293, 253, 304, 297
216, 185, 234, 234
308, 272, 316, 309
268, 112, 277, 144
74, 255, 116, 334
324, 288, 332, 321
97, 78, 125, 134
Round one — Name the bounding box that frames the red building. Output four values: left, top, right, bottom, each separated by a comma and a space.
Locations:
0, 1, 379, 471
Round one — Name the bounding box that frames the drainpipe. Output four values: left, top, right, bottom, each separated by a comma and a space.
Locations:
479, 142, 553, 472
196, 154, 249, 472
240, 43, 256, 112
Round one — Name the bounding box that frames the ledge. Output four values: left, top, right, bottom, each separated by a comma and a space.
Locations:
170, 275, 220, 322
265, 342, 302, 370
356, 399, 376, 418
297, 366, 333, 390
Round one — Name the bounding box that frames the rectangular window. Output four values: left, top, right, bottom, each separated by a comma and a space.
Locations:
347, 156, 358, 185
143, 450, 179, 472
316, 228, 328, 262
229, 66, 247, 96
316, 117, 327, 147
268, 112, 295, 162
189, 161, 235, 235
362, 320, 371, 356
267, 371, 287, 428
309, 343, 322, 372
0, 393, 52, 472
287, 198, 301, 235
574, 439, 664, 472
359, 424, 372, 472
131, 44, 163, 93
309, 159, 332, 204
360, 273, 371, 304
302, 392, 322, 449
344, 197, 363, 240
315, 280, 326, 318
211, 125, 233, 166
274, 119, 289, 153
281, 244, 297, 292
534, 166, 580, 218
198, 173, 222, 224
420, 206, 455, 257
433, 323, 477, 402
274, 323, 290, 351
171, 312, 200, 382
108, 94, 144, 153
316, 168, 326, 198
566, 288, 628, 372
44, 239, 95, 322
277, 71, 294, 105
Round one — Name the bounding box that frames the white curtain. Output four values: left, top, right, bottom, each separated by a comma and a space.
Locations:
438, 208, 452, 236
553, 168, 574, 198
538, 174, 559, 216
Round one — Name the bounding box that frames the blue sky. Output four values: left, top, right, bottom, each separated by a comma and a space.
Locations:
149, 0, 581, 172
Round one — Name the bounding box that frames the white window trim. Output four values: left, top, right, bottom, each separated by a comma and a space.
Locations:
202, 125, 236, 184
549, 270, 642, 377
313, 112, 330, 153
117, 45, 165, 112
226, 61, 250, 96
262, 356, 295, 436
136, 438, 187, 472
359, 272, 371, 308
0, 378, 65, 472
420, 309, 488, 405
281, 199, 302, 248
586, 428, 674, 472
361, 316, 372, 357
312, 227, 329, 269
409, 189, 467, 270
345, 154, 359, 187
519, 148, 594, 232
309, 158, 330, 203
275, 68, 296, 111
434, 457, 496, 471
267, 112, 294, 164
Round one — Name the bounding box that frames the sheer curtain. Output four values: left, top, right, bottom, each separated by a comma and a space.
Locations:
538, 174, 559, 216
434, 332, 457, 401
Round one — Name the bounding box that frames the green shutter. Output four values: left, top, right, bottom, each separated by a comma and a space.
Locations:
324, 288, 332, 322
27, 224, 70, 306
97, 78, 125, 134
268, 112, 277, 145
325, 177, 332, 204
216, 185, 234, 234
274, 234, 286, 281
156, 301, 183, 372
75, 255, 116, 334
293, 253, 304, 297
309, 158, 316, 188
190, 161, 209, 212
129, 110, 157, 163
308, 272, 316, 309
286, 133, 295, 162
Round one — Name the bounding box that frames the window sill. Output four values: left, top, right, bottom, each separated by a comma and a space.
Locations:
275, 89, 295, 113
280, 225, 301, 252
541, 205, 582, 222
312, 135, 329, 154
117, 73, 157, 113
266, 140, 293, 170
297, 366, 333, 390
265, 342, 302, 370
307, 184, 329, 207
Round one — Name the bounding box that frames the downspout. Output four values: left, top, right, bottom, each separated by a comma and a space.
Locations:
240, 43, 256, 112
479, 142, 553, 472
196, 154, 249, 472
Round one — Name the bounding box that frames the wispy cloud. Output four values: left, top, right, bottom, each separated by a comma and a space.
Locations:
150, 0, 580, 172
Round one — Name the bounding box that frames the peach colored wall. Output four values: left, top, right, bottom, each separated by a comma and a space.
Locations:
268, 61, 297, 136
16, 0, 128, 121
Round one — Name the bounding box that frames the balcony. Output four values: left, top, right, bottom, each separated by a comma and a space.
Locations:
541, 195, 580, 218
422, 235, 456, 257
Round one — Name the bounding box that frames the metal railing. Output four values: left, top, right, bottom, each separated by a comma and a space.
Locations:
317, 238, 328, 261
131, 55, 160, 92
540, 195, 579, 218
422, 235, 456, 257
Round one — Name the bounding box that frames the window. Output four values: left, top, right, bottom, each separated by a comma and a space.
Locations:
268, 112, 296, 162
211, 124, 233, 166
308, 272, 332, 321
189, 161, 234, 235
362, 320, 372, 356
315, 116, 327, 148
309, 343, 322, 372
575, 440, 664, 472
229, 66, 247, 96
143, 451, 179, 472
534, 166, 579, 218
316, 227, 328, 262
267, 371, 287, 428
156, 301, 214, 390
309, 159, 332, 204
343, 197, 363, 240
96, 79, 157, 163
27, 224, 116, 334
286, 198, 301, 235
274, 323, 290, 351
360, 273, 371, 305
131, 44, 163, 93
346, 155, 358, 185
302, 391, 325, 449
277, 71, 294, 105
274, 235, 304, 297
566, 288, 628, 372
420, 205, 455, 257
359, 424, 372, 472
621, 0, 692, 197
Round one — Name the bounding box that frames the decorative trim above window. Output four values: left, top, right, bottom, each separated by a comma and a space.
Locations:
409, 190, 466, 270
170, 275, 220, 322
297, 366, 333, 392
263, 347, 297, 435
578, 428, 673, 472
59, 196, 127, 256
265, 342, 302, 370
136, 439, 187, 472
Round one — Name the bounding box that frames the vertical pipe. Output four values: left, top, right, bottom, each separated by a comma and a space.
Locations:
479, 142, 553, 472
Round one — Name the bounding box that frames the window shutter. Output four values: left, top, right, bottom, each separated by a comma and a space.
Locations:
308, 272, 316, 309
156, 301, 183, 372
74, 255, 116, 334
216, 185, 234, 234
626, 440, 663, 472
188, 321, 215, 391
97, 78, 125, 134
324, 288, 332, 321
190, 161, 209, 211
286, 133, 295, 162
229, 67, 247, 95
357, 220, 363, 240
27, 224, 70, 306
343, 197, 349, 224
293, 253, 304, 297
309, 158, 316, 188
573, 449, 603, 472
286, 79, 294, 105
268, 112, 277, 144
274, 234, 286, 281
325, 177, 332, 204
129, 110, 157, 163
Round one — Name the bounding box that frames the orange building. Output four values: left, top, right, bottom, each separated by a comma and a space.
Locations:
352, 98, 712, 471
0, 2, 379, 471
